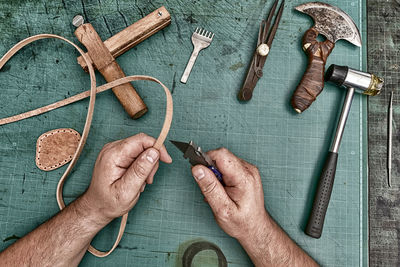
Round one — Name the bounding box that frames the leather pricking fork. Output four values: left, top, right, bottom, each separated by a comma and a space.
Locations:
180, 27, 214, 83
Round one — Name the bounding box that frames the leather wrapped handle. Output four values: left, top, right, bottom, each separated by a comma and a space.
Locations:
291, 28, 335, 113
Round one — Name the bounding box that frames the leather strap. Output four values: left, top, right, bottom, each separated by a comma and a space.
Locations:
0, 34, 173, 257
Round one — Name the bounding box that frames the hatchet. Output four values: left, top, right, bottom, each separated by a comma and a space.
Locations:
291, 2, 361, 113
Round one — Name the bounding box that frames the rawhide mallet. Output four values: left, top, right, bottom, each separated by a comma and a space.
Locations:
306, 64, 383, 239
73, 7, 171, 119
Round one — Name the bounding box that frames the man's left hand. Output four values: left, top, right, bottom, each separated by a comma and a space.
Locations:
80, 133, 172, 225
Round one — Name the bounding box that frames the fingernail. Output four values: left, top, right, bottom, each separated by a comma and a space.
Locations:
193, 168, 205, 180
146, 149, 159, 163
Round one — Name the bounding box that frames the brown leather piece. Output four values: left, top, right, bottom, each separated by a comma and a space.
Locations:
36, 129, 81, 171
291, 28, 335, 113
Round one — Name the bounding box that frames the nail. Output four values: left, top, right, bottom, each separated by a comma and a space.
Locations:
146, 149, 159, 163
193, 168, 205, 180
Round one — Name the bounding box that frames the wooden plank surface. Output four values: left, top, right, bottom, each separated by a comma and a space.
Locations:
367, 0, 400, 266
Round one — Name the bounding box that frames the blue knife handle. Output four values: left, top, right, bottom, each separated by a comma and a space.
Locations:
208, 166, 224, 185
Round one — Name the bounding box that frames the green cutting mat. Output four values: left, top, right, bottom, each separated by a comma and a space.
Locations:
0, 0, 367, 266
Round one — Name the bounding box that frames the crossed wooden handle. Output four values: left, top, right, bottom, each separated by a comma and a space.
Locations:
75, 6, 171, 119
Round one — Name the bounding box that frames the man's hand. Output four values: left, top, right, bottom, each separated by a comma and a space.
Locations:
0, 133, 172, 267
81, 133, 172, 225
191, 148, 267, 241
191, 148, 318, 267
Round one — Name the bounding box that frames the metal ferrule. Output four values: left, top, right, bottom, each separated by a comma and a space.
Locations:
343, 68, 383, 96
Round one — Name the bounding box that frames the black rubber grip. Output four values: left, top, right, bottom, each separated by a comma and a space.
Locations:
305, 152, 338, 238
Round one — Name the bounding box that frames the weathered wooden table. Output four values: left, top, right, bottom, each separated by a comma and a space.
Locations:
367, 0, 400, 266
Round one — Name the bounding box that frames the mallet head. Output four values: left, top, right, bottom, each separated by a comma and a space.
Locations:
325, 64, 383, 96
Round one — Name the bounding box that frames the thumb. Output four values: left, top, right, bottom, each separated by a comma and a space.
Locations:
192, 165, 234, 213
123, 148, 159, 191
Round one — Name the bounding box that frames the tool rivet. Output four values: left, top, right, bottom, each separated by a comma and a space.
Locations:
303, 43, 311, 51
72, 15, 84, 27
256, 44, 270, 56
256, 69, 263, 78
158, 11, 163, 16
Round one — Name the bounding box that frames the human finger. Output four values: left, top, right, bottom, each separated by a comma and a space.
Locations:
207, 148, 252, 186
112, 133, 172, 168
192, 165, 236, 214
122, 148, 160, 191
140, 183, 146, 192
146, 162, 159, 184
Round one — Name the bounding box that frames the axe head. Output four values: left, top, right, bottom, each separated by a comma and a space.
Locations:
295, 2, 362, 47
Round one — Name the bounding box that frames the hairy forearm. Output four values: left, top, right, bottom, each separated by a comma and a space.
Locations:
0, 195, 108, 267
238, 213, 318, 267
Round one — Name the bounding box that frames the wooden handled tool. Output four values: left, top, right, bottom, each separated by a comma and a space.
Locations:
74, 6, 171, 119
291, 2, 361, 113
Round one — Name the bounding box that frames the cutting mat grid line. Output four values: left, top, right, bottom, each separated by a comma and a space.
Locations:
0, 0, 366, 266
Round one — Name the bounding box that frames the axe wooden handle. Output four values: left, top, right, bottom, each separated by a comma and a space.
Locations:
77, 6, 171, 71
75, 24, 147, 119
291, 28, 335, 113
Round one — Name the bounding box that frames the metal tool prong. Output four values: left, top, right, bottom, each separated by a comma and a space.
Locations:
388, 91, 394, 187
181, 27, 214, 84
266, 0, 285, 47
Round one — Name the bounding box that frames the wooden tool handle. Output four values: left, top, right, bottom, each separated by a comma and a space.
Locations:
77, 6, 171, 71
100, 62, 148, 118
75, 24, 147, 119
291, 28, 335, 113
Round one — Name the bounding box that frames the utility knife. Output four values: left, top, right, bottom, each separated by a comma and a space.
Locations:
170, 140, 223, 184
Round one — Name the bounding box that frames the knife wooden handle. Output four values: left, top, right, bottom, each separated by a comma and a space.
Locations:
291, 28, 335, 113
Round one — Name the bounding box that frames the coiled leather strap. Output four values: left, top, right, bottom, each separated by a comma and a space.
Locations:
0, 34, 173, 257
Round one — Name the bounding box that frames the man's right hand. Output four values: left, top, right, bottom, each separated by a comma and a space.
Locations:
191, 148, 318, 267
191, 148, 268, 241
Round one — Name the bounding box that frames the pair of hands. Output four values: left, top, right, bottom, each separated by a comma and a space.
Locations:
1, 133, 314, 267
81, 133, 267, 242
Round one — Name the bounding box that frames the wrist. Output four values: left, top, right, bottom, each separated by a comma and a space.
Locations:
237, 211, 303, 266
237, 212, 272, 248
236, 212, 275, 266
73, 194, 112, 231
